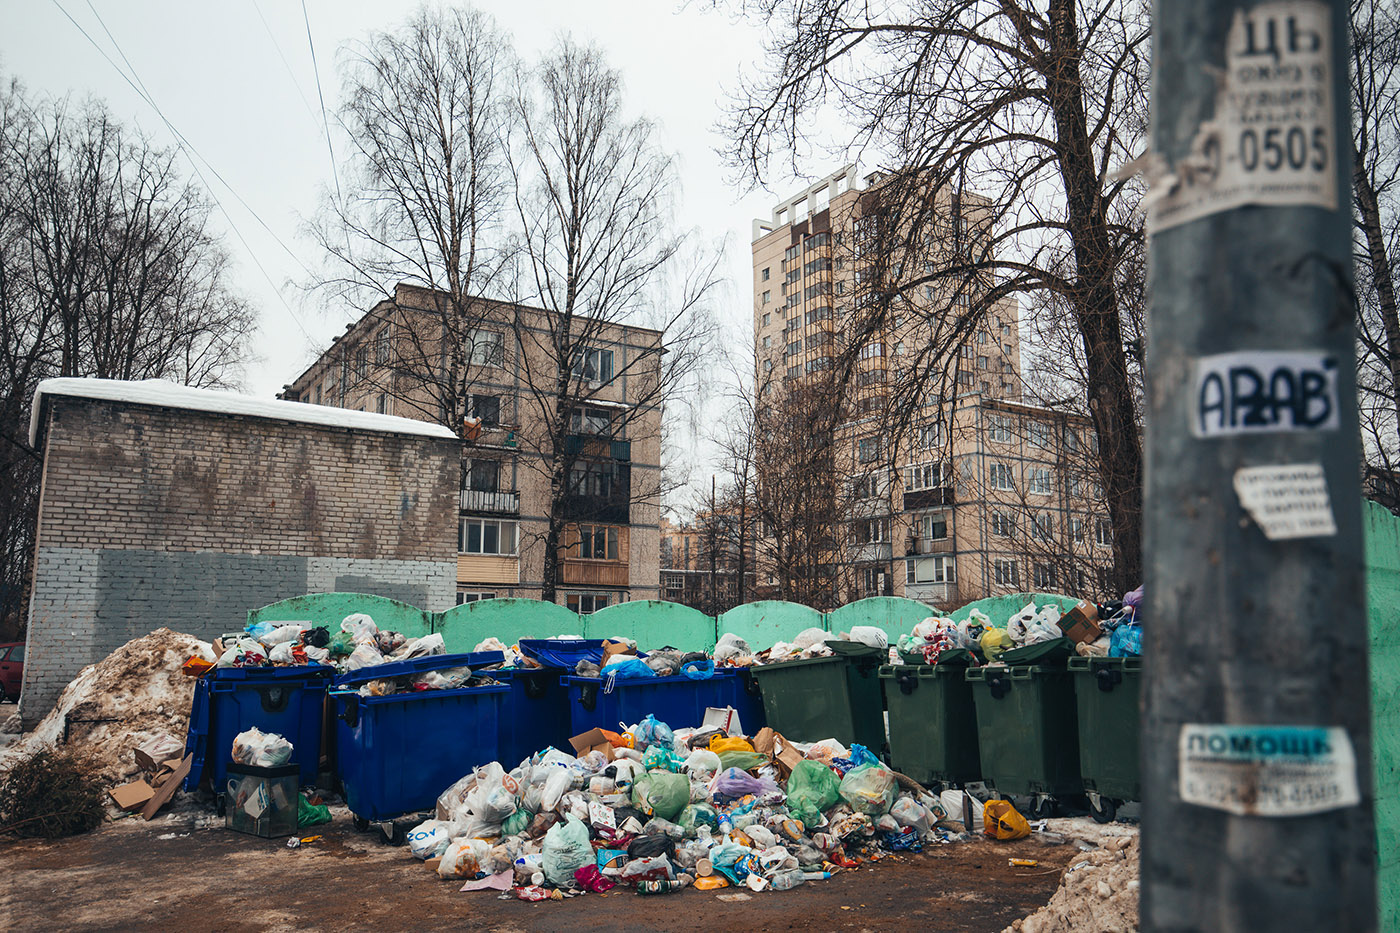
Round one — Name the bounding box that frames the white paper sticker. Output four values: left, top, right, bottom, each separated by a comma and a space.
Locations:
1179, 724, 1359, 816
1233, 462, 1337, 539
1151, 1, 1337, 232
1193, 350, 1339, 437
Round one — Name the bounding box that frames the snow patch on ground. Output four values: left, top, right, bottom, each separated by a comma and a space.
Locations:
1006, 822, 1140, 933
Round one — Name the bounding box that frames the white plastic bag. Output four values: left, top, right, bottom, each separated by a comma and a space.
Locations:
540, 767, 573, 813
891, 797, 933, 833
713, 632, 752, 662
391, 633, 445, 660
260, 622, 310, 647
541, 816, 592, 886
790, 627, 827, 651
231, 727, 294, 767
619, 854, 676, 882
345, 642, 384, 671
407, 819, 455, 859
340, 613, 378, 643
683, 749, 722, 779
438, 838, 492, 878
848, 626, 889, 649
268, 642, 295, 663
940, 789, 984, 832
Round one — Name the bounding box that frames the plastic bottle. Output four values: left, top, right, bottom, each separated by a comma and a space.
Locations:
802, 871, 833, 881
769, 870, 806, 891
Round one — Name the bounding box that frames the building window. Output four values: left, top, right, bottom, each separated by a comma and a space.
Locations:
577, 524, 621, 560
1028, 421, 1053, 448
858, 436, 882, 463
570, 406, 613, 435
1071, 516, 1086, 543
355, 345, 368, 380
988, 415, 1012, 443
992, 511, 1016, 537
765, 360, 774, 373
458, 518, 518, 555
762, 313, 771, 326
567, 592, 613, 613
456, 591, 497, 605
468, 329, 505, 366
314, 384, 322, 405
1003, 343, 1014, 355
961, 344, 974, 359
989, 462, 1014, 491
959, 371, 973, 386
762, 335, 771, 349
572, 347, 615, 384
854, 518, 889, 544
1029, 467, 1053, 495
977, 355, 988, 370
918, 511, 949, 540
906, 555, 955, 585
376, 393, 388, 414
1001, 322, 1012, 336
977, 331, 988, 345
1033, 563, 1058, 589
859, 342, 884, 360
469, 394, 501, 425
762, 290, 771, 305
375, 328, 391, 365
852, 471, 883, 500
1095, 519, 1113, 547
762, 267, 771, 281
917, 420, 945, 449
906, 461, 948, 491
466, 458, 500, 492
994, 559, 1020, 587
1032, 512, 1054, 541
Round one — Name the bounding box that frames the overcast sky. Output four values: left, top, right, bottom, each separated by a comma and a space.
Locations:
2, 1, 817, 474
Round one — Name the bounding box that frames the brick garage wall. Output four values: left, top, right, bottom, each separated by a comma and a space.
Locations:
20, 396, 459, 726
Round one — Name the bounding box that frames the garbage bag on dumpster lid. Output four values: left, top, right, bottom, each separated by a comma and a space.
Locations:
713, 632, 752, 662
848, 626, 888, 649
542, 816, 592, 886
980, 627, 1014, 661
983, 799, 1031, 840
838, 763, 896, 815
786, 760, 840, 826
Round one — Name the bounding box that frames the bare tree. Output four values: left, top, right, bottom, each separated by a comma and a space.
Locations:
0, 79, 253, 634
507, 41, 721, 603
310, 6, 511, 437
716, 0, 1151, 593
1352, 0, 1400, 466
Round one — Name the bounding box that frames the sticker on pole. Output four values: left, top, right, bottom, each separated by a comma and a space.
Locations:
1178, 724, 1359, 817
1193, 350, 1339, 437
1233, 462, 1337, 539
1150, 1, 1337, 232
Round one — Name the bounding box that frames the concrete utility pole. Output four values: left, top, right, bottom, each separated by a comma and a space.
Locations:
1143, 1, 1376, 929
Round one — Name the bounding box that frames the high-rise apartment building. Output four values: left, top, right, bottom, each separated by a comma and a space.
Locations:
751, 168, 1111, 606
282, 283, 662, 610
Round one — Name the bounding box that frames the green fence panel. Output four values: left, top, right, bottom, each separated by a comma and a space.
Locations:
1365, 499, 1400, 933
825, 596, 937, 644
717, 601, 824, 652
433, 598, 582, 654
583, 600, 717, 653
943, 592, 1083, 628
246, 592, 434, 639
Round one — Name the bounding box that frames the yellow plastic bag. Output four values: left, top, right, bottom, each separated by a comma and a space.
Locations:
708, 736, 756, 754
982, 799, 1031, 840
980, 628, 1014, 661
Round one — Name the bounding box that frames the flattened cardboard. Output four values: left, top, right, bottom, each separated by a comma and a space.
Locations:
141, 754, 192, 820
752, 728, 802, 778
109, 780, 155, 812
1058, 600, 1104, 645
601, 641, 637, 664
569, 729, 616, 762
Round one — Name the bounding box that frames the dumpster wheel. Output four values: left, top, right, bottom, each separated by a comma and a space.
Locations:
1029, 794, 1055, 820
1088, 793, 1117, 824
353, 815, 369, 832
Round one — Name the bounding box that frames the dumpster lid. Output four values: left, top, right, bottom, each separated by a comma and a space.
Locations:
823, 640, 887, 660
518, 638, 606, 669
210, 663, 334, 682
333, 650, 506, 687
998, 637, 1075, 667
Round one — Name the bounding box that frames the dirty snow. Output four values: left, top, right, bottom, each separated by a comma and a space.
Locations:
30, 377, 457, 446
1006, 820, 1140, 933
1, 628, 214, 785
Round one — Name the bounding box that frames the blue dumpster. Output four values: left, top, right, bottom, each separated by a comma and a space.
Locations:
496, 639, 604, 766
332, 651, 507, 823
183, 664, 333, 792
563, 669, 766, 736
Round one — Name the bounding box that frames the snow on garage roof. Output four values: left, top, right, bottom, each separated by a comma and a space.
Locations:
30, 378, 459, 447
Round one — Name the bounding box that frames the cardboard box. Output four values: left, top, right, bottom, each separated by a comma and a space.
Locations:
142, 754, 193, 821
569, 729, 617, 762
601, 640, 637, 664
1058, 600, 1104, 645
752, 727, 803, 779
109, 780, 155, 812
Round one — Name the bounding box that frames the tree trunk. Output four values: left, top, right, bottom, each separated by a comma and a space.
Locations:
1045, 0, 1144, 593
1354, 144, 1400, 450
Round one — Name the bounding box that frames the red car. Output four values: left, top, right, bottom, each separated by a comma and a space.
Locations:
0, 642, 23, 702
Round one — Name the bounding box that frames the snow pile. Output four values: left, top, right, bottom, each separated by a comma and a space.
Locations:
4, 628, 213, 784
1006, 833, 1139, 933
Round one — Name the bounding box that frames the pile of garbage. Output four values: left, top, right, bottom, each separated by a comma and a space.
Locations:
402, 711, 977, 900
897, 588, 1144, 667
213, 614, 451, 677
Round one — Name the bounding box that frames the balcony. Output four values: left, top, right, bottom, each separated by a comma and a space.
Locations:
460, 489, 520, 513
906, 535, 954, 555
904, 487, 955, 510
853, 542, 893, 563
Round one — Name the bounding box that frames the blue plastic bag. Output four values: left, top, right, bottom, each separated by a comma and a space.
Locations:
681, 659, 715, 680
604, 658, 657, 682
1109, 622, 1142, 657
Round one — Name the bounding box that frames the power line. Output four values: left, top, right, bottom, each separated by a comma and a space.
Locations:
52, 0, 315, 342
300, 0, 342, 202
248, 0, 320, 124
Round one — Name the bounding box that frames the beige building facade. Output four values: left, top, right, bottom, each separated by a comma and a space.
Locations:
282, 284, 663, 610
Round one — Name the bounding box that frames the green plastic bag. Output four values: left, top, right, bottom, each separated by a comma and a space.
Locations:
502, 808, 532, 837
298, 795, 331, 828
838, 762, 896, 815
677, 802, 719, 833
328, 631, 357, 658
631, 771, 689, 822
717, 750, 769, 772
786, 760, 840, 827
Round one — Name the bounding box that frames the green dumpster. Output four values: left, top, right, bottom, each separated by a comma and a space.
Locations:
748, 641, 887, 756
1068, 655, 1141, 822
965, 643, 1081, 817
881, 657, 981, 787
